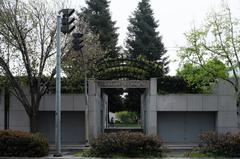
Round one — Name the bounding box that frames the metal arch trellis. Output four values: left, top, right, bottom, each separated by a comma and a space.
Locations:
96, 57, 162, 71
94, 56, 164, 80
96, 67, 147, 80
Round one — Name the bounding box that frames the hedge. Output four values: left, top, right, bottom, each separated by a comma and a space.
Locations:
88, 132, 165, 157
157, 76, 200, 94
199, 131, 240, 157
0, 130, 49, 157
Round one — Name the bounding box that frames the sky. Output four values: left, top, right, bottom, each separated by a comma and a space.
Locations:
67, 0, 240, 75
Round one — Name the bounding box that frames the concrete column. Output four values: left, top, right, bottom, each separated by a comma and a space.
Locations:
95, 86, 101, 135
146, 78, 157, 135
102, 93, 108, 130
88, 79, 98, 142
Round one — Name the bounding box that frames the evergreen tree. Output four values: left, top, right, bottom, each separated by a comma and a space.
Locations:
126, 0, 168, 73
83, 0, 119, 58
124, 0, 168, 115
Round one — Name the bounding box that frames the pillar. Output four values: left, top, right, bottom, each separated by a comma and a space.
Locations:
146, 78, 157, 135
88, 79, 98, 142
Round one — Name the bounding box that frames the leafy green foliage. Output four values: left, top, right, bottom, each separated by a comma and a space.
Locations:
177, 59, 228, 93
0, 76, 9, 88
126, 0, 168, 73
115, 111, 138, 124
83, 0, 119, 58
157, 76, 200, 94
178, 5, 240, 111
95, 56, 163, 80
197, 132, 240, 157
184, 149, 215, 158
0, 130, 49, 157
87, 132, 164, 157
48, 77, 85, 94
0, 76, 85, 94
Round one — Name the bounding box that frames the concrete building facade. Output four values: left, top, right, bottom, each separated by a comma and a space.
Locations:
0, 78, 239, 144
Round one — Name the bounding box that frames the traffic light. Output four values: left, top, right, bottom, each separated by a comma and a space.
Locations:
72, 33, 84, 51
60, 9, 75, 34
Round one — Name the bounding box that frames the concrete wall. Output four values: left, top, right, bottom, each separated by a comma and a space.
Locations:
0, 78, 239, 144
148, 78, 238, 136
39, 94, 85, 111
9, 96, 29, 131
212, 79, 236, 96
156, 94, 238, 133
37, 111, 85, 144
212, 79, 240, 128
4, 94, 85, 132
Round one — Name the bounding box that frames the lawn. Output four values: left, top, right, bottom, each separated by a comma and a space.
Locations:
113, 123, 141, 128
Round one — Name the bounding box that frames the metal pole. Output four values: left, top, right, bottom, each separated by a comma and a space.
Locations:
81, 49, 89, 145
54, 15, 62, 157
84, 69, 89, 144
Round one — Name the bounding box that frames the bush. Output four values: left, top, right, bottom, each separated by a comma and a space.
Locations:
88, 132, 164, 157
0, 130, 49, 157
115, 111, 138, 124
199, 131, 240, 157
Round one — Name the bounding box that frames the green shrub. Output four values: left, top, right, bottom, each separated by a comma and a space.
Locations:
114, 120, 121, 124
89, 132, 164, 157
115, 111, 138, 124
199, 131, 240, 157
0, 130, 49, 157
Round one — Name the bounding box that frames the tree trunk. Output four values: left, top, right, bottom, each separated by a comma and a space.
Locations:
30, 113, 38, 133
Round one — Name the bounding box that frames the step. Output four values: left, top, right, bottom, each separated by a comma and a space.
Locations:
104, 127, 144, 133
49, 144, 87, 152
165, 143, 198, 150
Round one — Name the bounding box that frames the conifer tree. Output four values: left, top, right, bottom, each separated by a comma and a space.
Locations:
126, 0, 168, 73
83, 0, 119, 58
124, 0, 168, 114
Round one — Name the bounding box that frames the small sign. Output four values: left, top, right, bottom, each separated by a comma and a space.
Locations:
97, 80, 149, 88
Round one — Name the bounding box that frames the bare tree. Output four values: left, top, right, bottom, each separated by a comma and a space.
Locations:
62, 14, 107, 80
0, 0, 70, 132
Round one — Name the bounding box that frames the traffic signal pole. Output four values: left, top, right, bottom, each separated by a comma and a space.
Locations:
54, 14, 62, 157
54, 9, 78, 157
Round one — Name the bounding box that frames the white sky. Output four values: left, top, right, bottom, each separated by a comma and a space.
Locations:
67, 0, 240, 75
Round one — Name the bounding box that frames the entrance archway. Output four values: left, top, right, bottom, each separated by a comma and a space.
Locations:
87, 78, 158, 142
